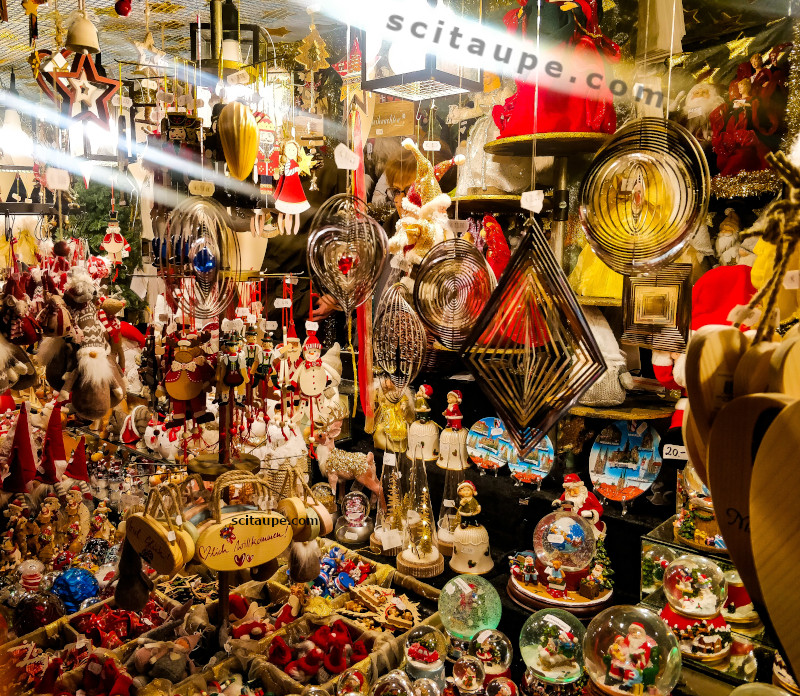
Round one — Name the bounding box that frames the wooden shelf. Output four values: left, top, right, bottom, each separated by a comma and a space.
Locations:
484, 131, 611, 157
568, 396, 677, 420
451, 194, 522, 214
0, 202, 60, 216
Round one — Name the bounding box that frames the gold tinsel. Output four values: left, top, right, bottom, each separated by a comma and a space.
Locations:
711, 170, 783, 199
781, 21, 800, 152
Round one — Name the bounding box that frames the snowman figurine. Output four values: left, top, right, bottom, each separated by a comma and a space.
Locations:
292, 329, 330, 426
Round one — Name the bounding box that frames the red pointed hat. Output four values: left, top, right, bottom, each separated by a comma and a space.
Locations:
563, 473, 583, 487
287, 322, 299, 341
36, 403, 66, 485
1, 405, 37, 493
0, 390, 15, 414
64, 436, 89, 482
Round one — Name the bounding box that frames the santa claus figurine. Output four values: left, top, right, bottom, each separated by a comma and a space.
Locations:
552, 473, 605, 538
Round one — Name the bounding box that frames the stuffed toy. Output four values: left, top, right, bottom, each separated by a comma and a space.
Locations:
0, 275, 38, 392
162, 331, 215, 428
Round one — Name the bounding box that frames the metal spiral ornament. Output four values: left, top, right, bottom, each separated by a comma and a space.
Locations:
374, 282, 427, 400
413, 239, 497, 349
163, 196, 240, 320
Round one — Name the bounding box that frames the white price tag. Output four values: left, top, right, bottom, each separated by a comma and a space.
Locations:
547, 533, 564, 544
175, 515, 183, 525
727, 304, 761, 326
521, 190, 544, 213
334, 143, 360, 170
454, 577, 472, 594
274, 298, 292, 309
784, 270, 800, 290
543, 614, 572, 632
111, 94, 134, 108
141, 79, 158, 90
265, 321, 278, 331
422, 140, 441, 152
449, 219, 469, 235
381, 529, 402, 550
443, 498, 455, 508
345, 531, 359, 541
664, 444, 688, 461
235, 307, 250, 317
227, 69, 251, 86
156, 90, 174, 103
45, 168, 70, 191
384, 452, 397, 467
188, 180, 215, 196
306, 321, 319, 332
177, 94, 193, 107
167, 531, 176, 542
284, 276, 299, 285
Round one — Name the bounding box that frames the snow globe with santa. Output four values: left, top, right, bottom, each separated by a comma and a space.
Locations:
519, 608, 586, 696
468, 628, 513, 683
508, 475, 613, 614
583, 605, 681, 696
659, 554, 732, 662
438, 574, 502, 660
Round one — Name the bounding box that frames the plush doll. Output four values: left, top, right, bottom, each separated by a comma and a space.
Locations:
0, 275, 38, 392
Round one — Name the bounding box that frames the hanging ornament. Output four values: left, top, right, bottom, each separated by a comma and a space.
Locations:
460, 221, 607, 457
296, 8, 330, 72
218, 101, 259, 181
55, 53, 120, 126
21, 0, 46, 46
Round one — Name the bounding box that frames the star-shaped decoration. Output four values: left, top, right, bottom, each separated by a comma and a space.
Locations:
296, 147, 313, 176
56, 52, 119, 126
133, 30, 167, 69
727, 35, 755, 61
21, 0, 40, 16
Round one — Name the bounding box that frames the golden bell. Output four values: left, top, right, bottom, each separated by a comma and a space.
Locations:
218, 101, 259, 181
66, 13, 100, 54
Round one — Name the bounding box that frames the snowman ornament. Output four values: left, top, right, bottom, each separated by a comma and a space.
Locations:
292, 328, 330, 426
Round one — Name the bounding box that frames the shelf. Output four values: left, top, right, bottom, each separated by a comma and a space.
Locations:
0, 203, 60, 216
569, 395, 677, 420
484, 132, 611, 158
450, 194, 522, 214
577, 294, 623, 307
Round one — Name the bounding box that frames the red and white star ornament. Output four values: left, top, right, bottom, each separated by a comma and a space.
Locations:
55, 52, 119, 126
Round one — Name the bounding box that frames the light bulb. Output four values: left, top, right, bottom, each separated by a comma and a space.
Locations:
0, 108, 33, 161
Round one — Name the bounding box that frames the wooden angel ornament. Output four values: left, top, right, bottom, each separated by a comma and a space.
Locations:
274, 139, 310, 235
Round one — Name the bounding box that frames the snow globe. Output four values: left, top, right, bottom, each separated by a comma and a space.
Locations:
583, 605, 681, 696
469, 628, 513, 682
773, 653, 798, 695
660, 554, 731, 661
641, 545, 676, 595
335, 491, 374, 546
453, 656, 486, 696
405, 625, 448, 687
338, 666, 372, 695
486, 677, 518, 696
519, 608, 585, 696
372, 670, 416, 696
508, 511, 613, 613
721, 569, 759, 626
411, 678, 442, 696
438, 575, 502, 659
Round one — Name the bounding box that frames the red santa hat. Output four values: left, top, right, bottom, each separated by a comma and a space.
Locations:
303, 331, 321, 351
64, 436, 89, 482
458, 480, 477, 494
0, 390, 15, 414
1, 405, 37, 493
119, 322, 146, 347
563, 473, 584, 488
629, 622, 646, 632
36, 403, 66, 485
286, 322, 299, 342
692, 265, 756, 331
418, 384, 433, 398
448, 390, 463, 403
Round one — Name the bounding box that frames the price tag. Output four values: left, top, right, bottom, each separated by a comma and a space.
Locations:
449, 219, 469, 235
235, 307, 250, 317
274, 298, 292, 309
454, 577, 472, 594
141, 78, 158, 90
547, 533, 564, 544
156, 90, 174, 103
175, 515, 183, 525
384, 452, 397, 467
45, 168, 70, 191
345, 531, 359, 541
227, 69, 251, 85
265, 321, 278, 331
663, 444, 688, 461
111, 94, 133, 108
306, 321, 319, 332
543, 614, 572, 631
521, 190, 544, 213
188, 180, 215, 196
284, 276, 299, 285
784, 270, 800, 290
334, 143, 360, 170
381, 529, 402, 550
443, 498, 455, 508
422, 140, 441, 152
177, 94, 193, 107
167, 531, 176, 542
727, 304, 761, 326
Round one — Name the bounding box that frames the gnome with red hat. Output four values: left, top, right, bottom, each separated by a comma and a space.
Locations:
0, 405, 38, 499
553, 473, 605, 538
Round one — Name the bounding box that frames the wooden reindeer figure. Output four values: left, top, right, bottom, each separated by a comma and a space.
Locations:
315, 411, 383, 506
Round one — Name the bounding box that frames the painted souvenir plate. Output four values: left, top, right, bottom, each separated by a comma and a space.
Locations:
589, 420, 662, 503
508, 434, 554, 486
467, 418, 554, 484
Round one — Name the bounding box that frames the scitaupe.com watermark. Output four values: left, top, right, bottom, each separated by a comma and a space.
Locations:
383, 12, 663, 108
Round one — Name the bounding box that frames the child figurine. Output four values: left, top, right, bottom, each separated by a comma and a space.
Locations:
274, 140, 310, 235
438, 391, 469, 470
546, 559, 566, 592
408, 384, 439, 463
450, 480, 494, 575
1, 533, 20, 572
35, 503, 58, 567
274, 583, 307, 629
455, 481, 481, 528
58, 486, 90, 552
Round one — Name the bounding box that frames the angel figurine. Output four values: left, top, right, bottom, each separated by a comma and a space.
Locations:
274, 140, 310, 235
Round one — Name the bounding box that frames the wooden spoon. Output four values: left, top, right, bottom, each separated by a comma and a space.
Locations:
707, 393, 793, 616
685, 326, 750, 444
750, 400, 800, 680
733, 342, 779, 397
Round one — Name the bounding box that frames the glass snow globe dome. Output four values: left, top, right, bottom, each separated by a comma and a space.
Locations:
662, 554, 727, 619
520, 608, 585, 684
438, 575, 502, 641
583, 605, 681, 696
533, 512, 595, 573
405, 625, 448, 669
468, 629, 513, 676
642, 545, 676, 593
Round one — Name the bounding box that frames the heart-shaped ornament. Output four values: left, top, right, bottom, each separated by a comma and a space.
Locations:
338, 252, 359, 277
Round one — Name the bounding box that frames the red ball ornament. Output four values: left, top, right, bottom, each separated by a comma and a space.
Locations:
114, 0, 131, 16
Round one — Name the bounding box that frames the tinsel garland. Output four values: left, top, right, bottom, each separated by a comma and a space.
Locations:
710, 170, 783, 199
781, 20, 800, 152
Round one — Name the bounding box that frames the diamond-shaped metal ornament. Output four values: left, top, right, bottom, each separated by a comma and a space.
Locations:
459, 222, 607, 456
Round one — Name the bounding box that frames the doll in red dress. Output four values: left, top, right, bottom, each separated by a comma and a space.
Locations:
442, 390, 463, 431
274, 140, 310, 235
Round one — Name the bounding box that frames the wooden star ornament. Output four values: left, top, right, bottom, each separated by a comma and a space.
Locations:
55, 52, 120, 126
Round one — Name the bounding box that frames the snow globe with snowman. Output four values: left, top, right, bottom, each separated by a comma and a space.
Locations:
659, 554, 732, 662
